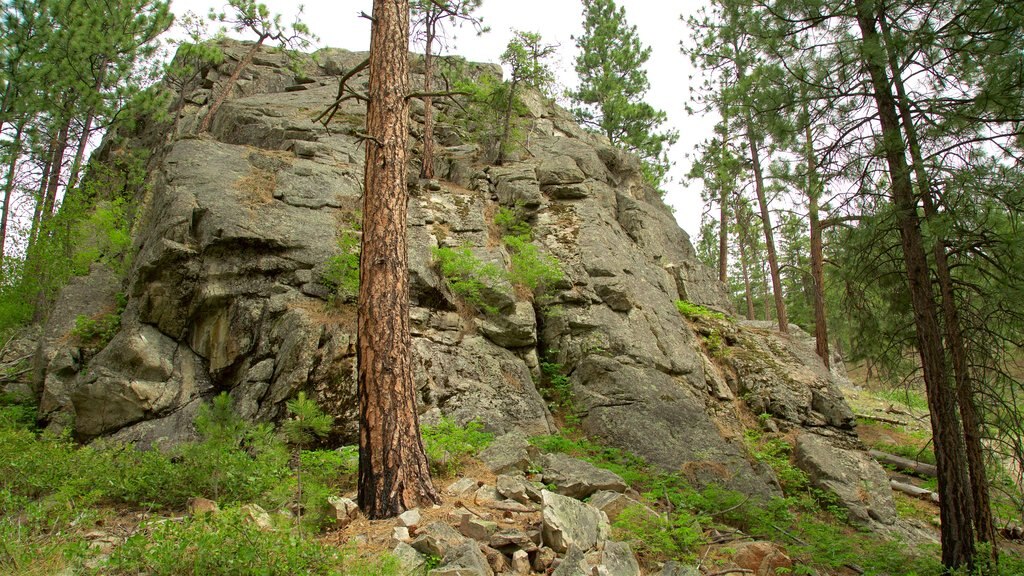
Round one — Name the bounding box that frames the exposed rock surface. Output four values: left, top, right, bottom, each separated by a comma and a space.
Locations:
33, 40, 870, 505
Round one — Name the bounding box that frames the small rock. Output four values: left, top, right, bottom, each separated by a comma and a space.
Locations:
241, 503, 273, 531
489, 528, 538, 553
511, 549, 531, 575
327, 495, 360, 528
398, 508, 422, 528
393, 526, 411, 544
430, 540, 493, 576
187, 497, 219, 516
497, 474, 543, 504
482, 544, 509, 573
460, 514, 498, 541
473, 484, 503, 503
532, 546, 558, 572
412, 521, 468, 557
448, 477, 480, 496
552, 544, 591, 576
733, 541, 793, 575
587, 490, 656, 523
393, 541, 427, 575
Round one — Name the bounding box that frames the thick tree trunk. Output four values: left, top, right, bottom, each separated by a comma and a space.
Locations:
878, 13, 996, 554
739, 92, 787, 332
855, 1, 975, 570
357, 0, 440, 520
198, 39, 265, 134
0, 120, 25, 263
420, 28, 436, 179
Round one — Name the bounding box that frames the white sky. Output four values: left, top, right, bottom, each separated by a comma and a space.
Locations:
168, 0, 716, 237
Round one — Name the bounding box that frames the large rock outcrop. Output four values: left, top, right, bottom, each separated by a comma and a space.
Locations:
32, 40, 884, 504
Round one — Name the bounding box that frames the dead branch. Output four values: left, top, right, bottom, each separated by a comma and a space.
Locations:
313, 57, 370, 126
870, 450, 938, 477
890, 479, 940, 503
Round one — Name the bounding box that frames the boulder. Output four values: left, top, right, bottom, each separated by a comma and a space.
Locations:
478, 432, 540, 474
496, 474, 543, 504
794, 433, 897, 526
540, 490, 609, 553
430, 540, 493, 576
413, 522, 469, 557
541, 453, 628, 499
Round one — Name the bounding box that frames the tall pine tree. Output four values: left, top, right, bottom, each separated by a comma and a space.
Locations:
570, 0, 676, 188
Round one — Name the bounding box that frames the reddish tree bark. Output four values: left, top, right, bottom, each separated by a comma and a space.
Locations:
357, 0, 440, 520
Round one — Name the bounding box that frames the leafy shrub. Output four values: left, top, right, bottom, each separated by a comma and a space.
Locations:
613, 504, 703, 561
539, 361, 574, 414
71, 312, 122, 350
322, 230, 360, 304
504, 234, 563, 293
432, 246, 503, 314
421, 417, 494, 477
494, 205, 532, 238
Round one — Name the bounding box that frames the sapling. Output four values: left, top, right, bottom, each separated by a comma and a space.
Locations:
281, 391, 333, 535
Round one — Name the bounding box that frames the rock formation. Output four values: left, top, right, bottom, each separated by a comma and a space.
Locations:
30, 40, 890, 520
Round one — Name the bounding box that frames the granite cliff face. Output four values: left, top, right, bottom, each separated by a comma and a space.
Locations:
33, 41, 884, 514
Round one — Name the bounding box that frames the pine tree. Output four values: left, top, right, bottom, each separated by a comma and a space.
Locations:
570, 0, 677, 188
357, 0, 440, 519
494, 30, 556, 165
410, 0, 485, 179
282, 391, 333, 536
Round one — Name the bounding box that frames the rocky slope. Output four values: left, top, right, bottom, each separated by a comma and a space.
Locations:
30, 41, 890, 525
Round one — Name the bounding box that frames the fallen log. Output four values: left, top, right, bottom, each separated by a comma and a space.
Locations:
869, 450, 937, 477
854, 413, 908, 426
890, 480, 939, 503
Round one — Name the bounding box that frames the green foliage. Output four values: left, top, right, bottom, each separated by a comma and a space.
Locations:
322, 230, 361, 304
570, 0, 678, 189
282, 392, 334, 449
421, 417, 494, 477
503, 234, 563, 293
105, 505, 398, 576
494, 206, 532, 238
744, 430, 810, 495
875, 387, 929, 412
432, 245, 503, 314
613, 504, 703, 561
70, 304, 124, 351
675, 300, 727, 321
539, 361, 574, 415
494, 30, 557, 164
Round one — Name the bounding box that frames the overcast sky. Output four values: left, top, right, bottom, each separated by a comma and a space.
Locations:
169, 1, 715, 237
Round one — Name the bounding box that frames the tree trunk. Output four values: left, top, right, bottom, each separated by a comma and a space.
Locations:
854, 1, 975, 570
42, 118, 71, 222
878, 12, 996, 554
0, 120, 26, 263
198, 39, 265, 134
735, 196, 755, 321
357, 0, 440, 520
718, 103, 730, 284
496, 78, 519, 165
743, 106, 787, 332
28, 138, 55, 251
67, 59, 108, 193
420, 25, 436, 179
804, 112, 830, 368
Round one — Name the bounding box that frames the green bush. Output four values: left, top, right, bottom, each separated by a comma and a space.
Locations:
421, 417, 494, 477
71, 312, 122, 350
432, 245, 503, 314
494, 205, 532, 239
613, 504, 703, 561
504, 234, 563, 293
539, 361, 574, 415
322, 230, 360, 304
